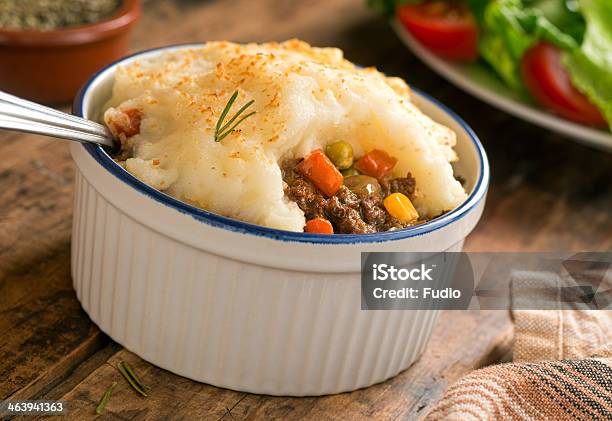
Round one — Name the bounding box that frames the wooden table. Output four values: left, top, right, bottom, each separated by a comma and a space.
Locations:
1, 0, 611, 419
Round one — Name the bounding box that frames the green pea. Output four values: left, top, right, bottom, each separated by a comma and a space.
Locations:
341, 167, 360, 177
326, 141, 354, 170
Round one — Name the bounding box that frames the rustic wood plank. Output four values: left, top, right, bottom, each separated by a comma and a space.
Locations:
49, 352, 248, 421
36, 342, 123, 402
0, 137, 109, 402
48, 310, 511, 420
11, 344, 123, 421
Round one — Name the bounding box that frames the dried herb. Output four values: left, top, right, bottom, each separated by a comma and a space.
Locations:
95, 381, 116, 415
117, 361, 149, 397
0, 0, 121, 31
214, 91, 256, 142
122, 361, 151, 392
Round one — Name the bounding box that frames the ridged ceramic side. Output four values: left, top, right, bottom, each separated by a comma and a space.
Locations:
72, 169, 458, 395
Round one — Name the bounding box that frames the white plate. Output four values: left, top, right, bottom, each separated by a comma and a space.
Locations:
391, 18, 612, 152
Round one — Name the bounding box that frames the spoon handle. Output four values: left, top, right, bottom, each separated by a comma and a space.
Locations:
0, 91, 114, 147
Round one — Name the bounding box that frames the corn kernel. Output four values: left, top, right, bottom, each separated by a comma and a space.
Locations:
383, 193, 419, 223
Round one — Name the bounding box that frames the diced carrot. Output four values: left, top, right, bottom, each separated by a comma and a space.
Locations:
305, 217, 334, 234
354, 149, 398, 179
297, 149, 343, 197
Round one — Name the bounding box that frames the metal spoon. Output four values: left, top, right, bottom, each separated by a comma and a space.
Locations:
0, 90, 114, 147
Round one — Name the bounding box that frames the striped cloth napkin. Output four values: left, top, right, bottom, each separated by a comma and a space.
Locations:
425, 272, 612, 420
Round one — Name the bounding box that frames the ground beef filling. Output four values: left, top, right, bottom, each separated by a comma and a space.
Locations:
282, 159, 419, 234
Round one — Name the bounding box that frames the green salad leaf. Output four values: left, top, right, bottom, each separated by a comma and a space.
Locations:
365, 0, 610, 126
523, 0, 585, 42
466, 0, 490, 23
564, 0, 612, 127
478, 0, 532, 90
477, 0, 584, 91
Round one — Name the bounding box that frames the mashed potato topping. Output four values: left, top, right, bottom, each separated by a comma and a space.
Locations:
104, 40, 467, 232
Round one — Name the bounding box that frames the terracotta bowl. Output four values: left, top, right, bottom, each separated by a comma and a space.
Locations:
0, 0, 141, 104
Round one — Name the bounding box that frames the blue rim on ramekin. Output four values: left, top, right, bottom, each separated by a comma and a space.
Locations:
73, 44, 489, 244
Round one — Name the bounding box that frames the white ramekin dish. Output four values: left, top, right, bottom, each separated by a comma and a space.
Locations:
71, 45, 489, 396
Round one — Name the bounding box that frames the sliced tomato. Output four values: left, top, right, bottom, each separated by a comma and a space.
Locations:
521, 42, 606, 126
397, 1, 478, 62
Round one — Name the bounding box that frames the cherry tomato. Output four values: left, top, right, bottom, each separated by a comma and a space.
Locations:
397, 1, 478, 62
521, 42, 606, 126
305, 217, 334, 234
354, 149, 398, 179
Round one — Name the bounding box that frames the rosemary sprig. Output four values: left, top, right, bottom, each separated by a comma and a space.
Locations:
95, 381, 117, 415
214, 90, 256, 142
122, 361, 151, 391
117, 361, 149, 397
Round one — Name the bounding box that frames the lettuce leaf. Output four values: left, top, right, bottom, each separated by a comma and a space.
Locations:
478, 0, 583, 91
479, 0, 532, 90
564, 0, 612, 127
466, 0, 491, 23
524, 0, 585, 40
366, 0, 610, 126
